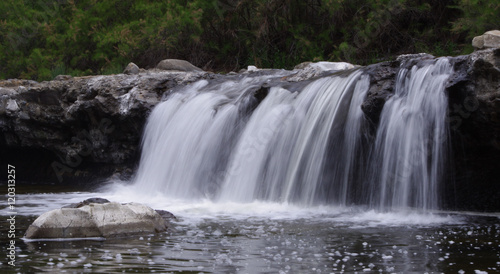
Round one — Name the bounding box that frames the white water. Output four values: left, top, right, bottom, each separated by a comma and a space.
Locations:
368, 58, 452, 211
131, 58, 454, 212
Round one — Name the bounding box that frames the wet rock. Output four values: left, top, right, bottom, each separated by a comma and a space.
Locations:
24, 202, 169, 239
361, 60, 399, 127
156, 59, 203, 72
286, 61, 356, 81
472, 30, 500, 50
62, 197, 111, 208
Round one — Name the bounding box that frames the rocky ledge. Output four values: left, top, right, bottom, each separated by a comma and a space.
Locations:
1, 50, 499, 211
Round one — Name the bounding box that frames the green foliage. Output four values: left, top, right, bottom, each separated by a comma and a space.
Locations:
451, 0, 500, 39
0, 0, 498, 81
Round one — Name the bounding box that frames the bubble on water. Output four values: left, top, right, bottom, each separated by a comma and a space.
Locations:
212, 229, 223, 236
382, 255, 393, 260
362, 242, 368, 247
47, 262, 54, 266
83, 263, 92, 268
57, 262, 64, 267
220, 237, 231, 246
101, 254, 113, 260
128, 248, 140, 255
467, 231, 473, 235
474, 270, 488, 274
214, 253, 233, 265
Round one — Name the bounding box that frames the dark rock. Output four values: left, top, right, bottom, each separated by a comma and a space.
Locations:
155, 209, 177, 222
361, 60, 399, 127
442, 48, 500, 211
0, 71, 211, 183
62, 197, 111, 208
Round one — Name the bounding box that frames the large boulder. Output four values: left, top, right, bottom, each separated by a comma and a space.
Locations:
156, 59, 203, 72
472, 30, 500, 50
24, 202, 170, 239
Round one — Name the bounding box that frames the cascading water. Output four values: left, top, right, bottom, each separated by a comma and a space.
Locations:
368, 58, 452, 211
133, 58, 453, 211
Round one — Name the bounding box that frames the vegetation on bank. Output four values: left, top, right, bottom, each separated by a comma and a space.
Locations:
0, 0, 498, 81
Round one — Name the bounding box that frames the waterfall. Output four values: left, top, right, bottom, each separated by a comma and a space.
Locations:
133, 58, 453, 211
368, 58, 452, 211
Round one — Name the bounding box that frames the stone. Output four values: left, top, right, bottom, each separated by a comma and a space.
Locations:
156, 59, 203, 72
247, 65, 259, 72
24, 202, 169, 239
5, 99, 19, 112
54, 75, 73, 81
123, 62, 140, 75
286, 61, 356, 81
472, 30, 500, 49
62, 197, 111, 208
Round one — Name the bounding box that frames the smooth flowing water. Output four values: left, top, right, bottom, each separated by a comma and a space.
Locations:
2, 59, 499, 273
134, 58, 451, 210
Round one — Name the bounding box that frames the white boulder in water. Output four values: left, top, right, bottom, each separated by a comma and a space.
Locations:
24, 202, 169, 239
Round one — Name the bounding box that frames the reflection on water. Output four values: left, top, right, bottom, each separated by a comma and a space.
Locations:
1, 189, 499, 273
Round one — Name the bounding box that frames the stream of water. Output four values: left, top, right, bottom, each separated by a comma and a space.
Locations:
1, 186, 499, 273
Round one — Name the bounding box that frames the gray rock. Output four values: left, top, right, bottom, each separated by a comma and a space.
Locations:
294, 61, 312, 70
0, 70, 211, 183
287, 61, 356, 81
123, 62, 140, 75
156, 59, 203, 72
472, 30, 500, 50
62, 197, 111, 208
5, 99, 19, 112
24, 202, 169, 239
54, 75, 73, 81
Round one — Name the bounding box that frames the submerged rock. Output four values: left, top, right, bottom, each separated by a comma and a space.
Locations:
24, 202, 171, 239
